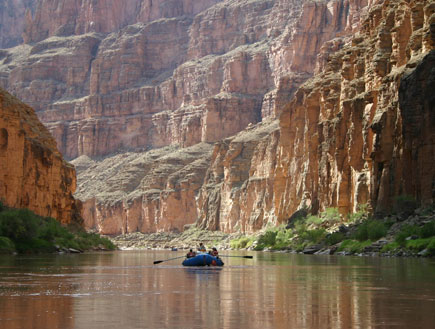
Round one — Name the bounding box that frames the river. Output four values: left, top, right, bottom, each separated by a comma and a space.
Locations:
0, 251, 434, 329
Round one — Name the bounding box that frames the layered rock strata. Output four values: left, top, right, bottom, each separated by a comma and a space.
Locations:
197, 120, 280, 233
0, 0, 366, 159
71, 143, 213, 234
197, 0, 435, 232
0, 88, 79, 224
275, 0, 434, 218
0, 0, 36, 48
3, 0, 432, 235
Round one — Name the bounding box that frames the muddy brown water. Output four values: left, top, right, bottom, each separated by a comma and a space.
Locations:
0, 251, 434, 329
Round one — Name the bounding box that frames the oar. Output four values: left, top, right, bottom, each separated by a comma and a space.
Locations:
153, 255, 186, 265
218, 255, 253, 259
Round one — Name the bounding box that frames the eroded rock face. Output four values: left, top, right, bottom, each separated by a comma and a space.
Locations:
0, 0, 36, 48
3, 0, 431, 235
274, 0, 434, 220
22, 0, 222, 44
1, 0, 364, 159
197, 120, 280, 233
196, 0, 434, 232
71, 143, 213, 234
0, 88, 79, 224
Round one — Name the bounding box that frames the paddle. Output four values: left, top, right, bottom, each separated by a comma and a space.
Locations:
218, 255, 253, 259
153, 255, 186, 265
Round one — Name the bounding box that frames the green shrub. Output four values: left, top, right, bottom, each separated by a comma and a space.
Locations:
321, 208, 341, 224
16, 238, 55, 253
395, 224, 421, 246
325, 232, 345, 246
349, 204, 371, 223
381, 242, 400, 253
420, 222, 435, 238
0, 206, 115, 253
306, 215, 323, 225
405, 238, 431, 252
367, 221, 388, 240
427, 238, 435, 256
0, 236, 15, 253
354, 220, 387, 241
294, 221, 307, 235
275, 228, 294, 246
0, 200, 6, 213
257, 229, 277, 247
230, 236, 254, 249
338, 239, 372, 253
299, 228, 326, 244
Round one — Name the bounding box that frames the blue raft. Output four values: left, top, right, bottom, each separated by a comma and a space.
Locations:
182, 253, 224, 267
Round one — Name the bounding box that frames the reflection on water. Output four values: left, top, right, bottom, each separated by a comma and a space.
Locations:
0, 251, 434, 329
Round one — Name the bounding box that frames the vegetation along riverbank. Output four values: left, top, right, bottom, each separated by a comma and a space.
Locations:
0, 201, 115, 254
112, 199, 435, 258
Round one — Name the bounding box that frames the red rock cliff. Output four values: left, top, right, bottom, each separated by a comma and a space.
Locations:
1, 0, 365, 159
2, 0, 433, 235
0, 88, 79, 224
197, 0, 434, 232
0, 0, 36, 48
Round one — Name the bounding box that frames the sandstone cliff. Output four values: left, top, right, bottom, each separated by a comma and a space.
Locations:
71, 143, 213, 234
197, 0, 435, 232
0, 0, 36, 48
2, 0, 433, 235
0, 88, 79, 224
0, 0, 365, 159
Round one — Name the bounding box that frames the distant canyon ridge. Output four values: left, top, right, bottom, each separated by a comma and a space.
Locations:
0, 0, 433, 235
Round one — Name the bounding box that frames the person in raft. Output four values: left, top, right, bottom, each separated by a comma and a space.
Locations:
186, 249, 196, 258
209, 247, 219, 257
198, 242, 206, 252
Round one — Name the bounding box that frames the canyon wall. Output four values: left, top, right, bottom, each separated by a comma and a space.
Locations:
0, 0, 36, 48
197, 0, 435, 232
1, 0, 433, 235
0, 88, 79, 224
1, 0, 365, 159
71, 143, 213, 234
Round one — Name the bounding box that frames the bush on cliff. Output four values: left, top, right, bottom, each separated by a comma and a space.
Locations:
0, 205, 115, 254
353, 220, 388, 241
349, 204, 371, 223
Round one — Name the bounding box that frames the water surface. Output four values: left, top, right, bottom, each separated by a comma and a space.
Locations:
0, 251, 434, 329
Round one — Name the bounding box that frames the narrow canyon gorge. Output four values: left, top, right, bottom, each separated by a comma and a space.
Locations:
0, 0, 433, 234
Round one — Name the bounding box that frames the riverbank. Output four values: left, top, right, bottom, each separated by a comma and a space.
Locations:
0, 202, 115, 254
109, 204, 435, 258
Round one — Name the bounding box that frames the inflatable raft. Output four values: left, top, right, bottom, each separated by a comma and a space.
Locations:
182, 253, 224, 267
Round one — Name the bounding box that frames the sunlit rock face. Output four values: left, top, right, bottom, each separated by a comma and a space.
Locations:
2, 0, 432, 235
0, 88, 79, 224
0, 0, 364, 159
0, 0, 373, 234
197, 0, 434, 232
273, 0, 435, 222
197, 120, 281, 233
71, 143, 213, 234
